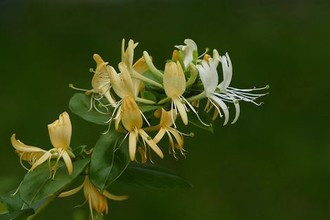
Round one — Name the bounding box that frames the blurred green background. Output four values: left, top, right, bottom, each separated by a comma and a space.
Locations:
1, 0, 330, 219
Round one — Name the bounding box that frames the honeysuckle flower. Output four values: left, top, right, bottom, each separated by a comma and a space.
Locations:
163, 61, 207, 126
153, 109, 185, 158
121, 38, 138, 68
197, 52, 268, 125
120, 96, 163, 161
175, 39, 198, 69
59, 176, 128, 220
11, 112, 74, 177
91, 54, 117, 107
108, 62, 135, 99
11, 134, 48, 169
163, 61, 188, 125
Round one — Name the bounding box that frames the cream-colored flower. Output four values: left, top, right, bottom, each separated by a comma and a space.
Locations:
11, 112, 74, 177
91, 54, 117, 106
163, 61, 207, 126
153, 109, 185, 158
163, 61, 188, 125
11, 134, 48, 169
120, 96, 163, 161
108, 62, 135, 100
59, 176, 127, 220
175, 39, 198, 69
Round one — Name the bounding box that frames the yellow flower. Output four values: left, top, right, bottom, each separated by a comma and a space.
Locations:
59, 176, 127, 220
120, 96, 163, 161
121, 38, 138, 68
108, 62, 135, 100
153, 109, 185, 158
11, 134, 48, 169
163, 61, 189, 125
11, 112, 74, 177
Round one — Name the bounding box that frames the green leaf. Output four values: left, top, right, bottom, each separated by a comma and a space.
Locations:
72, 145, 88, 158
69, 93, 111, 125
19, 158, 89, 206
118, 163, 193, 189
140, 91, 157, 102
0, 209, 34, 220
0, 191, 25, 211
89, 131, 130, 190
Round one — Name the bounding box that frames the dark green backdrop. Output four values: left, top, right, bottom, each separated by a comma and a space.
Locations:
1, 0, 330, 219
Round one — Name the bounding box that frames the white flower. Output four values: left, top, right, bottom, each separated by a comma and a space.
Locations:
197, 52, 268, 125
175, 39, 198, 69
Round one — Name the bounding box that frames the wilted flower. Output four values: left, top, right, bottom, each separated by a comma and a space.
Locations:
11, 112, 74, 177
59, 176, 128, 220
153, 109, 186, 158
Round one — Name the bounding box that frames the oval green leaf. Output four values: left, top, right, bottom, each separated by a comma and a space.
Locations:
19, 158, 90, 206
89, 131, 130, 190
69, 93, 111, 125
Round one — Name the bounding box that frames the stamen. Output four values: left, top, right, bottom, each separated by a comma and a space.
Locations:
180, 96, 211, 127
69, 84, 89, 92
140, 110, 151, 127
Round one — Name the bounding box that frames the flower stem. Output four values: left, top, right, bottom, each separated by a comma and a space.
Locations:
186, 91, 206, 102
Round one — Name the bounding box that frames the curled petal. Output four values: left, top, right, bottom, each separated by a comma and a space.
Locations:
11, 134, 46, 153
211, 95, 229, 126
218, 53, 233, 92
231, 100, 241, 124
103, 190, 128, 201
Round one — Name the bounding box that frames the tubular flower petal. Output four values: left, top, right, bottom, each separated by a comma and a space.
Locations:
121, 96, 163, 161
163, 61, 188, 125
11, 112, 75, 176
48, 112, 72, 150
11, 134, 47, 166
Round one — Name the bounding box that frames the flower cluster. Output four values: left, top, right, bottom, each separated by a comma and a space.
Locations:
8, 38, 268, 219
77, 38, 268, 161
